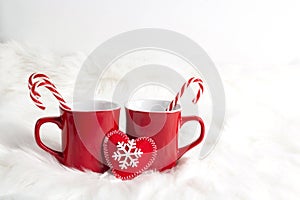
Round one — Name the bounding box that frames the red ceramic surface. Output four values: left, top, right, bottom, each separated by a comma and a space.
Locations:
125, 100, 205, 171
34, 101, 120, 173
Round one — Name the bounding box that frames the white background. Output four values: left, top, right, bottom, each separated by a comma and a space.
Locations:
1, 1, 300, 199
1, 0, 300, 65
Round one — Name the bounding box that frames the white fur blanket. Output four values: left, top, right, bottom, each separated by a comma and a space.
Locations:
0, 42, 299, 199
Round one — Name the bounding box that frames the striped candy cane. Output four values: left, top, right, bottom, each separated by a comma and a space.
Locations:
166, 77, 204, 111
28, 73, 71, 110
28, 72, 54, 90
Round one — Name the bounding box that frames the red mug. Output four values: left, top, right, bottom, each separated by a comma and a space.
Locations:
125, 100, 205, 171
34, 100, 120, 173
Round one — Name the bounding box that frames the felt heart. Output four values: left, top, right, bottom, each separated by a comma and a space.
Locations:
103, 130, 157, 180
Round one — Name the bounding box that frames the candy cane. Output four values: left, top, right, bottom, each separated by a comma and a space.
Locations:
166, 77, 204, 111
28, 72, 54, 90
28, 73, 71, 110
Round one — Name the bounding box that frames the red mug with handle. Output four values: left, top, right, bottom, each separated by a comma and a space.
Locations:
35, 100, 120, 173
125, 99, 205, 171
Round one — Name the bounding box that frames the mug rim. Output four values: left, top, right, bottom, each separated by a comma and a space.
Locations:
125, 99, 181, 113
60, 100, 121, 113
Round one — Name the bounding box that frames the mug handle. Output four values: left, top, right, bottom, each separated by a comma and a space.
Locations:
34, 117, 63, 162
177, 116, 205, 159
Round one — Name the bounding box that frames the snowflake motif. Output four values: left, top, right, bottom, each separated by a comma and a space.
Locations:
112, 140, 143, 170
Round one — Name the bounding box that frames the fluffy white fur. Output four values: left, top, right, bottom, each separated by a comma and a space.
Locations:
0, 41, 299, 199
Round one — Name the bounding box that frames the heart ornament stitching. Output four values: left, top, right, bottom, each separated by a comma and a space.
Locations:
103, 130, 157, 180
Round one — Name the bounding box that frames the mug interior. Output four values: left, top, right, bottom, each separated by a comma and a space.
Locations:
61, 100, 120, 112
125, 99, 181, 113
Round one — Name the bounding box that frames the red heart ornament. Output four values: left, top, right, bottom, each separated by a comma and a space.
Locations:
103, 130, 157, 180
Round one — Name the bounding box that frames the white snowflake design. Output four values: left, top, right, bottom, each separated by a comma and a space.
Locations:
112, 140, 143, 170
